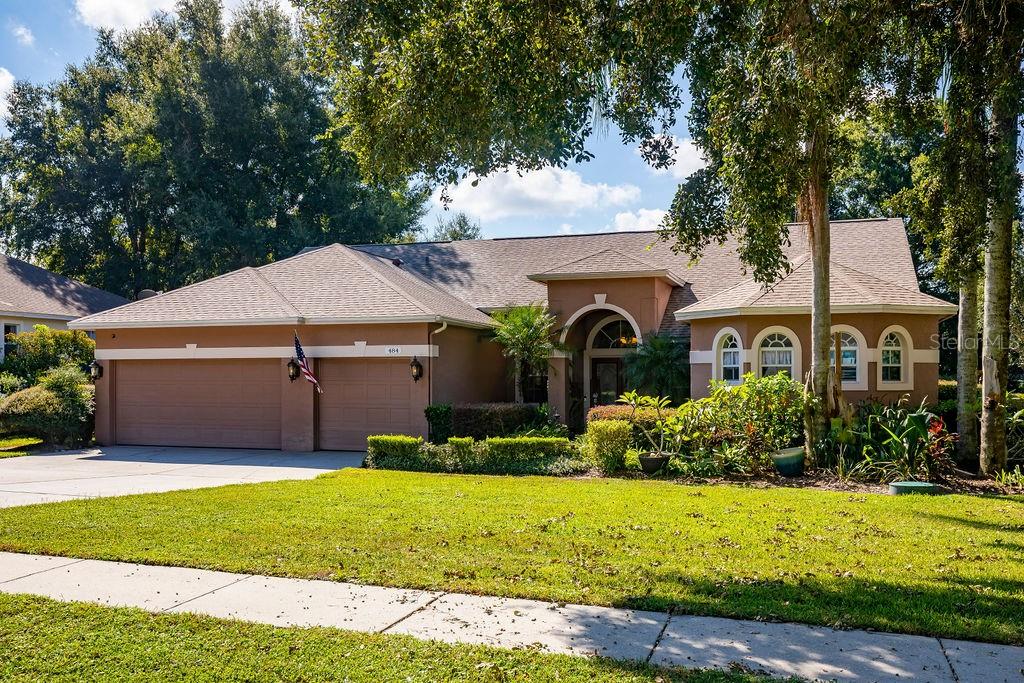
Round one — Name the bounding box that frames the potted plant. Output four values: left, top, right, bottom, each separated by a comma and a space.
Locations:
617, 391, 678, 474
770, 446, 806, 476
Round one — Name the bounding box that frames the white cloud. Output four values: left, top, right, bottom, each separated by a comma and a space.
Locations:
637, 136, 708, 180
609, 208, 667, 232
10, 24, 34, 46
75, 0, 296, 30
0, 67, 14, 122
559, 223, 574, 234
441, 167, 641, 222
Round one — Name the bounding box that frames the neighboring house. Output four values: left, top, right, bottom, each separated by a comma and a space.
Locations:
72, 217, 956, 451
0, 254, 127, 360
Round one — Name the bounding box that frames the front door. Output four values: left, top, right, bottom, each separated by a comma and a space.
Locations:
591, 358, 624, 407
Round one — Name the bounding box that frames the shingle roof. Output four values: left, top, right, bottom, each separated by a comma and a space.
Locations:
357, 218, 921, 310
675, 256, 956, 319
71, 244, 493, 329
70, 217, 941, 331
0, 254, 126, 319
529, 248, 677, 281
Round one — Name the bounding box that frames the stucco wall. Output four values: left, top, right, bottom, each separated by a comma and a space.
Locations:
546, 276, 674, 339
431, 323, 509, 404
688, 312, 947, 404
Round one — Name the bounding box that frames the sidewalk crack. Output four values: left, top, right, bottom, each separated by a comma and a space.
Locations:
379, 592, 446, 634
160, 574, 254, 613
937, 638, 960, 682
0, 556, 87, 585
646, 613, 673, 663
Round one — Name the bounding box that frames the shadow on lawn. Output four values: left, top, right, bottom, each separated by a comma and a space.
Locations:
614, 571, 1024, 645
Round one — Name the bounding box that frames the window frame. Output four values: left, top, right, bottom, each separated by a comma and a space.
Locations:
876, 325, 914, 391
751, 326, 802, 382
710, 327, 744, 385
829, 325, 868, 391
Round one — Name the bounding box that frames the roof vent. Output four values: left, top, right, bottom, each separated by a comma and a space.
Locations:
392, 258, 403, 267
137, 289, 160, 300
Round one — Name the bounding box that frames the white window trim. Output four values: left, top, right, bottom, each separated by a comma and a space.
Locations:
559, 303, 644, 345
0, 322, 20, 362
711, 326, 744, 385
876, 324, 914, 391
830, 324, 868, 391
751, 325, 802, 382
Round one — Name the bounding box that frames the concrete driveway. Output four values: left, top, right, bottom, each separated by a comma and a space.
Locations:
0, 446, 363, 508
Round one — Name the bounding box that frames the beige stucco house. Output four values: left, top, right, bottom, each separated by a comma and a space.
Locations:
72, 217, 956, 451
0, 254, 126, 359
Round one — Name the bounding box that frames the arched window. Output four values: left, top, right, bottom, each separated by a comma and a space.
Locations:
829, 332, 859, 383
591, 319, 638, 349
759, 333, 794, 377
881, 332, 904, 383
720, 334, 741, 382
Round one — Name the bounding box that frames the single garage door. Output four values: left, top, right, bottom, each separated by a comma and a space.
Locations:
115, 359, 282, 448
318, 359, 414, 450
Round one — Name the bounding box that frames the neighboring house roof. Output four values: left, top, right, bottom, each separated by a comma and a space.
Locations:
527, 248, 684, 284
0, 254, 127, 320
71, 244, 493, 329
675, 255, 957, 320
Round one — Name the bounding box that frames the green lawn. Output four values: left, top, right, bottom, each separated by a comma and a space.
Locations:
0, 594, 768, 682
0, 436, 43, 459
0, 469, 1021, 644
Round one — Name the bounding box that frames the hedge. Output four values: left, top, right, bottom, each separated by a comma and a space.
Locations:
0, 381, 94, 446
582, 420, 633, 474
366, 434, 585, 476
452, 403, 544, 439
424, 404, 453, 443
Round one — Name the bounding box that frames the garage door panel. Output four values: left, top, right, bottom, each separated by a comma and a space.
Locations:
318, 359, 415, 450
116, 360, 281, 449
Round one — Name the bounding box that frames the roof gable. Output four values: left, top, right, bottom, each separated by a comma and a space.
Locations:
0, 254, 126, 319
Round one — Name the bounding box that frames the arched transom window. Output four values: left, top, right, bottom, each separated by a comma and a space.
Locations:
720, 334, 741, 382
881, 332, 904, 382
759, 333, 794, 378
829, 332, 859, 382
591, 319, 638, 349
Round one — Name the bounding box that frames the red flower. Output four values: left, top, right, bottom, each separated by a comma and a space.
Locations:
929, 417, 945, 435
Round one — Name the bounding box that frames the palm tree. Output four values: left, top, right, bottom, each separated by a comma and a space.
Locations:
491, 304, 562, 403
623, 333, 690, 402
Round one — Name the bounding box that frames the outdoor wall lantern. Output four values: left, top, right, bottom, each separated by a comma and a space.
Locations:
88, 360, 103, 381
287, 359, 301, 382
410, 356, 424, 382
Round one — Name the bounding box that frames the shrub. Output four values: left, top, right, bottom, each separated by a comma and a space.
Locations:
364, 434, 579, 476
586, 404, 664, 448
365, 435, 426, 470
2, 325, 94, 383
40, 364, 90, 396
583, 420, 633, 474
480, 437, 574, 474
451, 403, 543, 439
822, 398, 957, 482
0, 383, 94, 446
0, 372, 25, 396
424, 404, 453, 443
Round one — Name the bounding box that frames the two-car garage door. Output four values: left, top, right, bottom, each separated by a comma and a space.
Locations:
115, 360, 283, 449
113, 358, 414, 450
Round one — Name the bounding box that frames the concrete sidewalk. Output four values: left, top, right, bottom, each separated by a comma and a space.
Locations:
1, 552, 1020, 682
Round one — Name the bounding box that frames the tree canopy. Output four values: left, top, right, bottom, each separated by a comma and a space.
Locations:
0, 0, 426, 297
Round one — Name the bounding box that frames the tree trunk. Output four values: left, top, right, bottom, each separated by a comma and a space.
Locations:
957, 272, 980, 466
802, 122, 832, 452
513, 362, 524, 404
979, 92, 1018, 475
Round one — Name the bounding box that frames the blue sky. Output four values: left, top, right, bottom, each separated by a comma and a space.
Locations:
0, 0, 703, 240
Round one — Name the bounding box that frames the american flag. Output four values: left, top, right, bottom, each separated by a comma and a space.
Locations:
294, 333, 322, 394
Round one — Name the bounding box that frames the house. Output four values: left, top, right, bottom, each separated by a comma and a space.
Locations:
0, 254, 127, 359
71, 217, 956, 451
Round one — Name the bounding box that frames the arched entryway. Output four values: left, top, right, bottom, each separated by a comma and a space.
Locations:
585, 314, 639, 407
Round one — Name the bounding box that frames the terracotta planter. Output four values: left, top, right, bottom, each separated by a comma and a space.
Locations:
771, 446, 805, 477
639, 453, 670, 475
